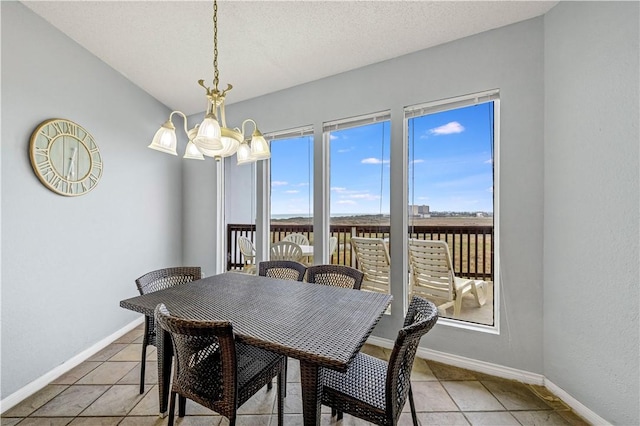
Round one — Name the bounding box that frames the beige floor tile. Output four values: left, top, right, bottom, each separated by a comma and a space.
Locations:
87, 344, 129, 362
51, 362, 102, 385
176, 416, 223, 425
236, 386, 276, 415
427, 361, 478, 381
482, 380, 553, 410
76, 361, 138, 385
68, 417, 123, 425
108, 344, 144, 361
114, 328, 145, 344
119, 416, 168, 426
10, 418, 74, 426
441, 381, 504, 411
410, 358, 437, 381
286, 358, 301, 383
118, 361, 158, 386
511, 410, 572, 426
220, 414, 272, 425
402, 381, 459, 412
360, 344, 387, 360
2, 385, 69, 417
129, 385, 162, 416
79, 384, 146, 416
31, 385, 110, 417
0, 418, 22, 426
464, 411, 520, 425
415, 412, 470, 425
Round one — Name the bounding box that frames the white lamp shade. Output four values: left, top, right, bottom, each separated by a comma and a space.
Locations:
193, 114, 223, 152
148, 122, 178, 155
183, 141, 205, 160
250, 134, 271, 160
236, 141, 256, 165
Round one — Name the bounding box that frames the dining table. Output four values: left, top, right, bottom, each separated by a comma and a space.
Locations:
120, 271, 392, 426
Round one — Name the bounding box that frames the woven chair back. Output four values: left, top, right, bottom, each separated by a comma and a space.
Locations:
270, 241, 303, 262
154, 304, 238, 418
135, 267, 202, 295
386, 296, 438, 423
307, 264, 364, 290
258, 260, 307, 281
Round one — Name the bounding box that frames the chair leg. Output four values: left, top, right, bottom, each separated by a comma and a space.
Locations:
178, 395, 186, 417
453, 295, 464, 316
139, 344, 147, 394
283, 359, 288, 397
168, 391, 177, 426
140, 318, 150, 394
409, 384, 419, 426
276, 363, 285, 426
331, 408, 337, 417
471, 281, 487, 306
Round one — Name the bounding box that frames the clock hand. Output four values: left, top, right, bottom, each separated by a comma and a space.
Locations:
66, 147, 77, 180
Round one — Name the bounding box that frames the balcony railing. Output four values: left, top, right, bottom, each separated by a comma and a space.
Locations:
227, 223, 493, 280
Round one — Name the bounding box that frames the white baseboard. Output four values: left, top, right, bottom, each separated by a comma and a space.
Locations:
0, 317, 144, 414
367, 335, 608, 424
545, 379, 611, 425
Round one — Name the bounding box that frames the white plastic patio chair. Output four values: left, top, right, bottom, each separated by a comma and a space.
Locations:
350, 237, 390, 294
237, 236, 256, 274
282, 233, 310, 246
270, 241, 304, 262
407, 238, 486, 316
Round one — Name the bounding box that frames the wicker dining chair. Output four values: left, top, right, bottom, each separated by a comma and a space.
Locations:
134, 266, 202, 394
258, 260, 307, 281
306, 264, 364, 290
154, 304, 285, 426
321, 296, 439, 426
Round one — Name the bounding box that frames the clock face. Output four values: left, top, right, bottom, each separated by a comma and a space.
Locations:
29, 119, 103, 196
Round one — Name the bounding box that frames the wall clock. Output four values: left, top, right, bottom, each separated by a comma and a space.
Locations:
29, 118, 103, 196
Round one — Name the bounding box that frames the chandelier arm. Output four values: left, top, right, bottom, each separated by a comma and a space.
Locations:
241, 119, 258, 137
168, 111, 190, 136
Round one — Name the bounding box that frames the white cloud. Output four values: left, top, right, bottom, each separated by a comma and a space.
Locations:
285, 190, 300, 194
330, 134, 339, 140
337, 200, 357, 205
349, 193, 380, 201
487, 186, 494, 193
331, 187, 347, 193
272, 181, 288, 186
410, 159, 425, 164
295, 182, 309, 187
361, 158, 390, 164
429, 121, 465, 135
337, 147, 353, 153
484, 158, 493, 164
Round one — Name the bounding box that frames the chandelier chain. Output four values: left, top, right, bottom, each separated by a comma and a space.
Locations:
213, 0, 219, 91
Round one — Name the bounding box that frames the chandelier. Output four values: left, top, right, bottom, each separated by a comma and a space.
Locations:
148, 0, 270, 165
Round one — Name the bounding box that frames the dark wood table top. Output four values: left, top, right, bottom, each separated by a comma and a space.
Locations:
120, 272, 392, 371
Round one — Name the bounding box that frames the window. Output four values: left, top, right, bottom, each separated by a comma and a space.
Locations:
266, 126, 314, 245
406, 90, 498, 327
325, 111, 391, 289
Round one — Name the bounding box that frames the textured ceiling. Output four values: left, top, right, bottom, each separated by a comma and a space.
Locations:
23, 1, 557, 115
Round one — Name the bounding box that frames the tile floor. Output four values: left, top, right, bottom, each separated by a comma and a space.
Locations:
2, 324, 589, 426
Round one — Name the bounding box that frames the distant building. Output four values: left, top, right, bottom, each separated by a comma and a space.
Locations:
409, 204, 430, 218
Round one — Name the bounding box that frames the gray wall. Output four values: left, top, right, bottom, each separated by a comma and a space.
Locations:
215, 17, 547, 372
1, 2, 182, 398
543, 2, 639, 425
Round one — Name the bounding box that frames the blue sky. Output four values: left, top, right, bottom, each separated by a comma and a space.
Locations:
270, 102, 494, 216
